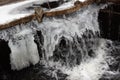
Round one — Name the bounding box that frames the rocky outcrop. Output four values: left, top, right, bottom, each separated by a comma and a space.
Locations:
99, 4, 120, 41
0, 39, 11, 71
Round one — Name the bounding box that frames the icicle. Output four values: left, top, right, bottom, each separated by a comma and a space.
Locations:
7, 28, 40, 70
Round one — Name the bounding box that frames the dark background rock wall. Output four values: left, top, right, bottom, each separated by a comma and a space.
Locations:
99, 4, 120, 41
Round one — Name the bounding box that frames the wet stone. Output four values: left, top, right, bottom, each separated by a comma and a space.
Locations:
0, 39, 11, 71
34, 30, 44, 58
40, 1, 60, 9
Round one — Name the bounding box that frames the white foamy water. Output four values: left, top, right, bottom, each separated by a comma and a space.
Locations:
62, 40, 109, 80
35, 4, 111, 80
35, 4, 106, 60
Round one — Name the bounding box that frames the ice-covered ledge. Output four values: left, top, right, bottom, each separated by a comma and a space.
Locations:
0, 0, 64, 25
1, 0, 118, 30
0, 0, 119, 26
0, 0, 36, 25
0, 0, 87, 26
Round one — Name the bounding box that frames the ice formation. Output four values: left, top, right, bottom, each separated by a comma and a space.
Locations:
8, 29, 39, 70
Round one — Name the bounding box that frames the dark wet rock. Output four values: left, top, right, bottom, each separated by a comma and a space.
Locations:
0, 39, 11, 71
34, 30, 44, 58
0, 64, 67, 80
40, 1, 60, 9
99, 4, 120, 42
88, 49, 96, 58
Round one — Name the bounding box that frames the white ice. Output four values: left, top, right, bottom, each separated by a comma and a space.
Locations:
0, 0, 87, 25
8, 29, 40, 70
0, 0, 61, 25
0, 0, 39, 25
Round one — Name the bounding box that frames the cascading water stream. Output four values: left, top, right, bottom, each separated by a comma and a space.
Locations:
0, 3, 120, 80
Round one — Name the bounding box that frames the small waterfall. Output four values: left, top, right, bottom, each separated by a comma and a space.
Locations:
0, 3, 120, 80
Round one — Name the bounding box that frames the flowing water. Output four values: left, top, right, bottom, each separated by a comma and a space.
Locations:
0, 4, 120, 80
